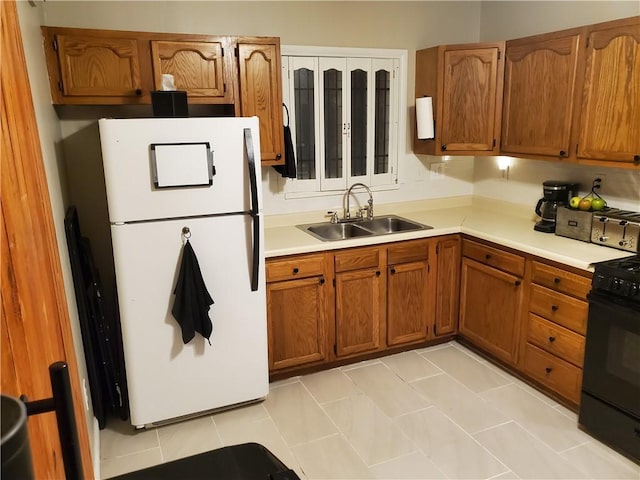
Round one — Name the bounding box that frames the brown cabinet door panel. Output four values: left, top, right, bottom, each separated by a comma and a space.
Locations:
151, 40, 231, 101
336, 268, 383, 357
435, 236, 460, 336
502, 34, 581, 157
441, 47, 501, 152
578, 21, 640, 163
387, 261, 429, 346
267, 276, 327, 371
459, 258, 523, 364
523, 344, 582, 404
527, 314, 585, 367
529, 284, 588, 334
56, 34, 142, 97
237, 41, 284, 164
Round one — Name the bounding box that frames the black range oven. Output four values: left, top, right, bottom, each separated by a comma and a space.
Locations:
579, 254, 640, 463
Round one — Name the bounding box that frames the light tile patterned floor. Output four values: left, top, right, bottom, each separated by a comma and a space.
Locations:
99, 342, 640, 479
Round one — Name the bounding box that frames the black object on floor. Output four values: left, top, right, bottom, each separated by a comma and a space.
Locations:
107, 442, 301, 480
65, 206, 129, 427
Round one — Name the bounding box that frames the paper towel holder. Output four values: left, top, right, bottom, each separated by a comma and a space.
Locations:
416, 96, 435, 140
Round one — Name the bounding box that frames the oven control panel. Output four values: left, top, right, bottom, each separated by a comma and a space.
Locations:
592, 273, 640, 299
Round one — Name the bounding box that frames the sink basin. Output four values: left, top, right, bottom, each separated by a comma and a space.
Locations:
298, 215, 432, 241
306, 223, 372, 241
359, 216, 428, 234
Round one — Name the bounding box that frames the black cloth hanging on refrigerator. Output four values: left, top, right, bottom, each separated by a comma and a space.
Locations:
273, 103, 297, 179
172, 240, 214, 345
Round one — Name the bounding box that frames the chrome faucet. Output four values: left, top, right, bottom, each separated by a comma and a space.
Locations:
345, 183, 374, 220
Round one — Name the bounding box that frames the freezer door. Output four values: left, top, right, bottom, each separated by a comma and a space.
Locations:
111, 215, 267, 427
99, 117, 262, 223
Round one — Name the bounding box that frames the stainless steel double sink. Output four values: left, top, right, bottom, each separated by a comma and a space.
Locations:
297, 215, 433, 241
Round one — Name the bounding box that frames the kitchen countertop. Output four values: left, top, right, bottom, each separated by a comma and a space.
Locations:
264, 196, 634, 271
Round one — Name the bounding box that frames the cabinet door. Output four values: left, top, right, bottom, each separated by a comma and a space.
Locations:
501, 34, 581, 158
150, 40, 232, 103
387, 261, 429, 346
54, 34, 143, 100
440, 46, 503, 153
267, 276, 327, 371
237, 40, 285, 164
434, 236, 460, 337
459, 258, 524, 364
577, 20, 640, 164
335, 268, 383, 357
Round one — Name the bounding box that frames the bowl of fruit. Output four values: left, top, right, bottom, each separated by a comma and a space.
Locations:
569, 178, 607, 212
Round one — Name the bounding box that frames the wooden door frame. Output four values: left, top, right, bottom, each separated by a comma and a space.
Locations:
1, 1, 95, 478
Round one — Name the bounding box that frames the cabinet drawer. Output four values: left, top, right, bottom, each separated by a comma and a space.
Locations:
529, 285, 588, 334
462, 240, 525, 276
335, 246, 381, 273
527, 314, 585, 367
531, 261, 591, 299
523, 344, 582, 404
388, 239, 429, 265
266, 253, 325, 282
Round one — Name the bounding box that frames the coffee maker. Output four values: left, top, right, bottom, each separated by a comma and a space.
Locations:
534, 180, 580, 233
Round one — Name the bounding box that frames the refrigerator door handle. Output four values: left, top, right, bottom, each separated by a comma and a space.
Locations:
244, 128, 260, 292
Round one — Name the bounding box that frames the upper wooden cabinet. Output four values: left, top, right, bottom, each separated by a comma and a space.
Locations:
577, 17, 640, 165
499, 16, 640, 168
41, 27, 285, 165
414, 42, 505, 156
150, 39, 233, 103
501, 31, 582, 158
44, 30, 146, 103
237, 39, 285, 165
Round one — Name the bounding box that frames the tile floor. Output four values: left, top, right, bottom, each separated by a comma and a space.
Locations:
99, 341, 640, 479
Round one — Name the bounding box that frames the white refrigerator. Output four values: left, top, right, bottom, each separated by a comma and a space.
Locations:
98, 117, 268, 428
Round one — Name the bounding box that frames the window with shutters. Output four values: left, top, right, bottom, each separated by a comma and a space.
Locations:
281, 47, 405, 195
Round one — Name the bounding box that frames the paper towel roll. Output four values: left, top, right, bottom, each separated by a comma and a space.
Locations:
416, 97, 434, 139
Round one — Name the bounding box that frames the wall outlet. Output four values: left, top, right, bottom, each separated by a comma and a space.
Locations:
594, 174, 606, 193
430, 162, 447, 180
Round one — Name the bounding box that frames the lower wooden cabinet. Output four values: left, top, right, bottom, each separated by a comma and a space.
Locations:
387, 239, 430, 346
335, 246, 384, 357
266, 253, 329, 371
267, 235, 463, 376
522, 343, 583, 403
434, 235, 461, 337
459, 257, 524, 364
520, 260, 590, 405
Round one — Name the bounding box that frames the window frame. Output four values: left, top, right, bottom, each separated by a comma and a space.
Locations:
281, 45, 407, 198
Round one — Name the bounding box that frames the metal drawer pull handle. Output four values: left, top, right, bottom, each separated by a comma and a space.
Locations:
514, 280, 521, 286
551, 305, 559, 311
545, 367, 553, 373
553, 277, 561, 284
390, 268, 396, 274
548, 336, 556, 343
292, 267, 299, 274
485, 254, 491, 260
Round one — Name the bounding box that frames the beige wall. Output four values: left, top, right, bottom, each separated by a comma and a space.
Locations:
479, 1, 639, 41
